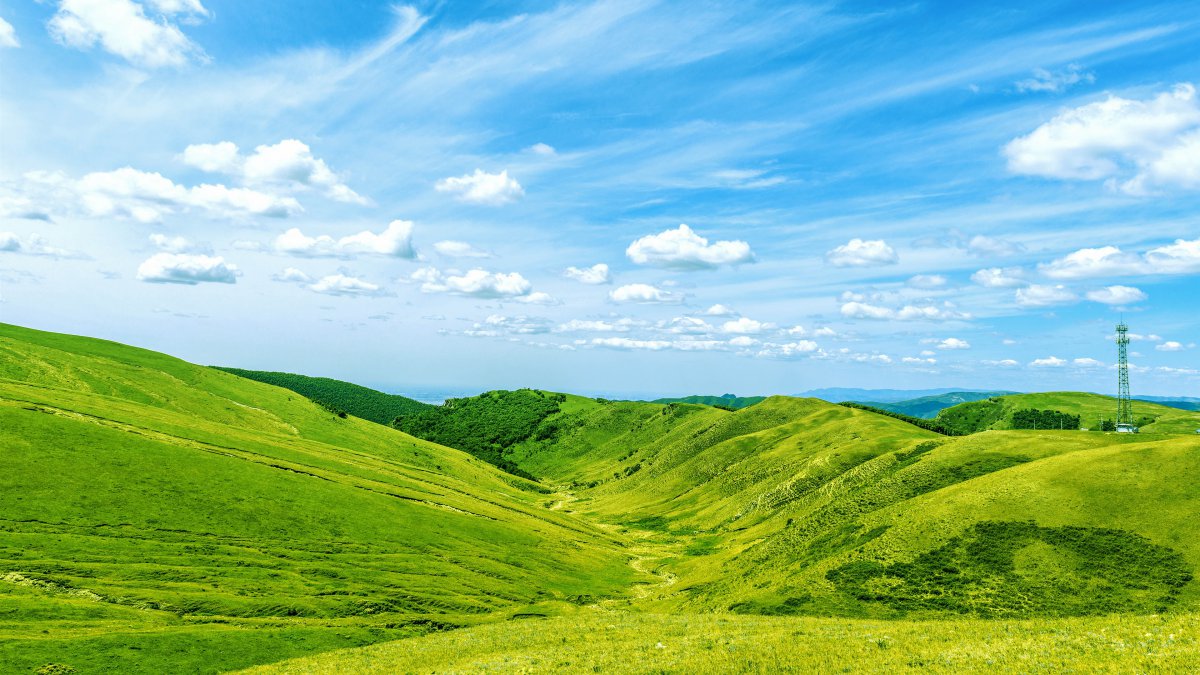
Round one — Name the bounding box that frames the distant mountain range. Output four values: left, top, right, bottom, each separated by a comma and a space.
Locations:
798, 387, 1015, 404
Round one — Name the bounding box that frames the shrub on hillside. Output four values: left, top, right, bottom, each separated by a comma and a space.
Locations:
393, 390, 564, 481
1010, 408, 1080, 430
214, 367, 432, 425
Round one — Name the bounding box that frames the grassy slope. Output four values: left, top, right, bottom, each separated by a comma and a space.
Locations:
497, 393, 1200, 619
6, 326, 1200, 672
242, 610, 1200, 674
0, 324, 641, 674
937, 391, 1200, 434
211, 367, 433, 424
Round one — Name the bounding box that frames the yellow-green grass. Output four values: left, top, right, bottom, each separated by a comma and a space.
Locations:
0, 323, 644, 673
239, 609, 1200, 674
500, 394, 1200, 619
6, 321, 1200, 673
939, 391, 1200, 434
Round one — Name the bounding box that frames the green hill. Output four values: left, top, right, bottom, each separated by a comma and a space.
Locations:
392, 389, 567, 480
857, 390, 1014, 419
5, 324, 1200, 673
404, 389, 1200, 618
0, 324, 639, 674
212, 367, 433, 424
936, 392, 1200, 435
650, 394, 767, 410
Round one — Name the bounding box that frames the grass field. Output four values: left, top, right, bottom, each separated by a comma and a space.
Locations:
241, 610, 1200, 674
0, 323, 640, 673
3, 321, 1200, 673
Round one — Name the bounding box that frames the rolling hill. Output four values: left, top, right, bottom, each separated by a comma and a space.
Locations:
402, 388, 1200, 618
0, 324, 640, 674
4, 323, 1200, 672
936, 391, 1200, 435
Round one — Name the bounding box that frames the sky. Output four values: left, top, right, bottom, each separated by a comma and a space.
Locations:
1, 0, 1198, 399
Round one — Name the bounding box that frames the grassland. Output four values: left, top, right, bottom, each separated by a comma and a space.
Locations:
935, 391, 1200, 434
0, 324, 641, 674
4, 322, 1200, 673
241, 610, 1200, 674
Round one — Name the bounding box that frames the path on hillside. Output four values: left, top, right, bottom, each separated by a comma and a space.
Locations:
544, 487, 681, 605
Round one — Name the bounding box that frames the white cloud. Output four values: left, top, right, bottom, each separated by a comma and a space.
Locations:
181, 141, 240, 173
906, 274, 946, 289
433, 240, 491, 258
242, 140, 367, 204
1156, 341, 1185, 352
985, 359, 1020, 367
528, 143, 556, 156
902, 356, 937, 365
813, 327, 837, 338
775, 341, 818, 355
272, 267, 312, 284
826, 238, 897, 267
1085, 285, 1147, 305
415, 267, 535, 299
1030, 356, 1067, 367
1004, 84, 1200, 194
1039, 239, 1200, 279
555, 319, 635, 333
657, 316, 713, 334
590, 337, 673, 351
1015, 284, 1077, 307
933, 337, 970, 350
704, 303, 736, 316
1073, 357, 1106, 368
971, 267, 1025, 288
183, 140, 367, 204
69, 167, 301, 222
840, 301, 969, 321
0, 16, 19, 48
152, 234, 215, 256
1144, 238, 1200, 274
435, 169, 524, 205
967, 234, 1025, 257
1014, 64, 1094, 94
564, 263, 610, 284
609, 283, 679, 304
463, 315, 553, 337
308, 274, 386, 297
274, 220, 416, 259
0, 232, 84, 259
48, 0, 209, 68
1038, 246, 1145, 279
626, 224, 753, 270
721, 317, 775, 334
136, 252, 236, 285
516, 291, 558, 305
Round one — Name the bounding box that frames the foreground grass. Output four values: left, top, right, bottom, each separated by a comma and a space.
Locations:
241, 610, 1200, 674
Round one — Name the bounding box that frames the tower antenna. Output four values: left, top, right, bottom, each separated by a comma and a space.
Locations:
1115, 320, 1136, 433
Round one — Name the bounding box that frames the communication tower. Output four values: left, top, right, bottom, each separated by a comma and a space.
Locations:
1115, 321, 1137, 433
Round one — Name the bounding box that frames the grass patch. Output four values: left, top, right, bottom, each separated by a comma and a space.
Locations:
827, 521, 1194, 617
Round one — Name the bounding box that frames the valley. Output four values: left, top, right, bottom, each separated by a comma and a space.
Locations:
2, 322, 1199, 673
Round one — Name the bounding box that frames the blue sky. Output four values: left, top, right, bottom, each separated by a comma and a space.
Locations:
1, 0, 1198, 398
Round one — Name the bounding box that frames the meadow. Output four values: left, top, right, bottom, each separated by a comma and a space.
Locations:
3, 321, 1200, 673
